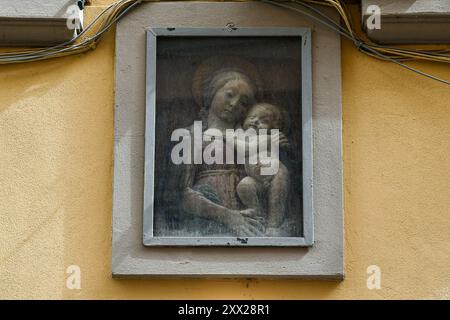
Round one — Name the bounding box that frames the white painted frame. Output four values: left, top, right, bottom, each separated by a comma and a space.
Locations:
143, 27, 313, 247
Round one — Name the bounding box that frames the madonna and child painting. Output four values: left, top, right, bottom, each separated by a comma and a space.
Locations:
147, 36, 305, 241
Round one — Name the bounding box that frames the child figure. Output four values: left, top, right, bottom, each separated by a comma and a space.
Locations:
235, 103, 290, 236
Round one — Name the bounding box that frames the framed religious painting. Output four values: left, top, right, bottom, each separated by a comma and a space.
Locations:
143, 27, 313, 246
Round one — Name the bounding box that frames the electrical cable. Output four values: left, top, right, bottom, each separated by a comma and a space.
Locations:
0, 0, 448, 84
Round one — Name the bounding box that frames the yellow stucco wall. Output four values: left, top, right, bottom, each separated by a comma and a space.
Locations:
0, 3, 449, 299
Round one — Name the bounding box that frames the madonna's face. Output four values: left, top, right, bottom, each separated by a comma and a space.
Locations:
210, 78, 254, 125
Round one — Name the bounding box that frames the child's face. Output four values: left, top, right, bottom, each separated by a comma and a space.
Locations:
243, 106, 276, 131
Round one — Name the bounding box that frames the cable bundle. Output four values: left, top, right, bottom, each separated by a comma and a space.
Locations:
0, 0, 140, 64
264, 0, 450, 84
0, 0, 448, 84
292, 0, 449, 63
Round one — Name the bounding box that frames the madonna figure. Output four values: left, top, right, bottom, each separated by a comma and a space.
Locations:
176, 59, 266, 237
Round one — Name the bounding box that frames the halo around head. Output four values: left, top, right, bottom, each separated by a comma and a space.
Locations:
192, 56, 263, 108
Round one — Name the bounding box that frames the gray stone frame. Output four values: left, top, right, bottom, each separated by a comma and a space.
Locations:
113, 1, 343, 278
143, 27, 313, 247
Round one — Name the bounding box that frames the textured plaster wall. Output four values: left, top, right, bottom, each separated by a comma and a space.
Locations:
0, 3, 449, 299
